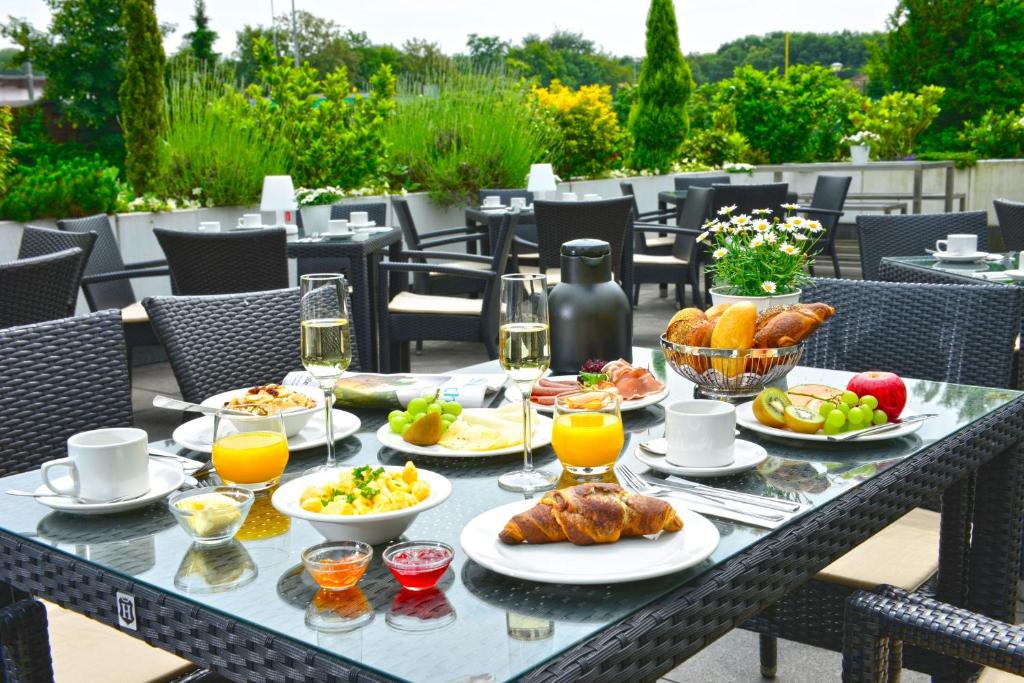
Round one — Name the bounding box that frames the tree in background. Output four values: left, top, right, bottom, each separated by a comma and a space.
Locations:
182, 0, 218, 65
402, 38, 453, 81
120, 0, 166, 192
465, 34, 509, 71
234, 12, 359, 82
506, 31, 634, 88
628, 0, 692, 171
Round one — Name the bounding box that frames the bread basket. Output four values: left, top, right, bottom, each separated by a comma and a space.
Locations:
660, 335, 802, 399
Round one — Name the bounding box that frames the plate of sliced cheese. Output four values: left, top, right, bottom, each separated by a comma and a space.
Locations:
376, 404, 553, 457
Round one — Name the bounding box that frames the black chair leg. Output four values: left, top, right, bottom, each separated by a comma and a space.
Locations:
808, 264, 816, 277
832, 250, 842, 279
759, 633, 778, 678
483, 336, 498, 360
658, 283, 668, 298
415, 340, 423, 355
675, 283, 683, 308
633, 284, 640, 307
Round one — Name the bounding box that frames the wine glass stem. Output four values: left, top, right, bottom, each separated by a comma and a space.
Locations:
519, 383, 533, 473
323, 386, 335, 468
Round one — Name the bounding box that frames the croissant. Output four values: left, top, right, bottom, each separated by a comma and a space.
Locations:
498, 483, 683, 546
753, 303, 835, 348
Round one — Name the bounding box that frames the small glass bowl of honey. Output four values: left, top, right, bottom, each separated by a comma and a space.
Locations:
302, 541, 372, 591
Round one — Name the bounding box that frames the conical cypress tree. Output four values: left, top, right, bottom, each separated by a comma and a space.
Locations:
628, 0, 693, 171
184, 0, 218, 65
120, 0, 166, 194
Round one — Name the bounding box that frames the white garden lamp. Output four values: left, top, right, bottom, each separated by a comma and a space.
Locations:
260, 175, 298, 227
527, 163, 557, 201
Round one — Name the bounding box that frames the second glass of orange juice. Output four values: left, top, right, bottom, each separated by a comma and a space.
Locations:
212, 413, 289, 490
551, 391, 624, 479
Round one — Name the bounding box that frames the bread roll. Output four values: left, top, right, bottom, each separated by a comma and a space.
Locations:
705, 303, 732, 322
710, 301, 757, 349
684, 320, 716, 347
666, 308, 707, 345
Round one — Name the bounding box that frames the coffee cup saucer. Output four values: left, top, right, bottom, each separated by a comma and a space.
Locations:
634, 439, 768, 478
933, 251, 988, 263
31, 459, 184, 516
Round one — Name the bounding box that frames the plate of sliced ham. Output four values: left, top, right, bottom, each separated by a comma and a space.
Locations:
506, 359, 670, 414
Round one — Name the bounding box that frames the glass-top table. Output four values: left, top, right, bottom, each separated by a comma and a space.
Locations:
880, 253, 1022, 285
2, 348, 1023, 682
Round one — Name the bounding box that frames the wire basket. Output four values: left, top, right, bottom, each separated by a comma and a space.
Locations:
660, 335, 803, 399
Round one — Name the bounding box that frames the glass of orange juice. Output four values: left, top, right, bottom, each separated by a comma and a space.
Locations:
551, 391, 624, 479
212, 413, 289, 491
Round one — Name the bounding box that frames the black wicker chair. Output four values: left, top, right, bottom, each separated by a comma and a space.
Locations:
143, 288, 306, 405
0, 248, 87, 328
994, 198, 1024, 251
620, 181, 678, 257
153, 227, 289, 295
18, 226, 97, 311
674, 174, 731, 191
0, 598, 53, 683
794, 175, 851, 278
843, 586, 1024, 682
710, 182, 790, 215
857, 211, 990, 281
378, 212, 518, 372
745, 277, 1023, 679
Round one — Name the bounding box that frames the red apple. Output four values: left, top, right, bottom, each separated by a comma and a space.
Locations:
847, 371, 907, 421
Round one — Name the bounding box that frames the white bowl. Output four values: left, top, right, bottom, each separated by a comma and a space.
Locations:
271, 467, 452, 545
201, 385, 323, 437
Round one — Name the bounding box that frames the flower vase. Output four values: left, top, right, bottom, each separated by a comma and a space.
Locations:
300, 204, 331, 235
850, 144, 870, 165
709, 287, 802, 313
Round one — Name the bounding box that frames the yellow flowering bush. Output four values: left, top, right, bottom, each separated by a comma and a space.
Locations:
531, 80, 627, 179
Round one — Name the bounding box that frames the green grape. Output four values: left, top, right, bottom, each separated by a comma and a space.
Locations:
388, 414, 408, 433
818, 402, 834, 418
872, 409, 888, 425
837, 403, 851, 416
407, 398, 428, 415
858, 405, 874, 424
412, 412, 426, 423
426, 403, 443, 415
388, 410, 403, 421
860, 395, 878, 410
826, 410, 846, 428
399, 422, 412, 435
841, 390, 859, 406
421, 392, 438, 401
442, 413, 457, 424
823, 421, 842, 435
442, 402, 462, 416
441, 422, 450, 433
848, 408, 865, 426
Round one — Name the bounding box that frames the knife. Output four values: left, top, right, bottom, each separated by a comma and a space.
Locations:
643, 475, 803, 512
826, 413, 937, 442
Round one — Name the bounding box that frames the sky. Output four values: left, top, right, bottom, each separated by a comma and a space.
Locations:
1, 0, 897, 57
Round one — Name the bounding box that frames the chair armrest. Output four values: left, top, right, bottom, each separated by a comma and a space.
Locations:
418, 233, 488, 249
514, 236, 538, 250
398, 250, 493, 264
795, 206, 843, 217
125, 258, 168, 270
82, 267, 170, 285
634, 224, 703, 237
428, 226, 477, 237
380, 261, 496, 280
637, 209, 679, 221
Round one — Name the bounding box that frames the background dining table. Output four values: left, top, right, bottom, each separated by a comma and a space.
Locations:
465, 206, 535, 256
1, 348, 1022, 682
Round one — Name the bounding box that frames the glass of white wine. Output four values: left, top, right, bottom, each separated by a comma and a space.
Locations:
498, 273, 558, 493
300, 273, 352, 473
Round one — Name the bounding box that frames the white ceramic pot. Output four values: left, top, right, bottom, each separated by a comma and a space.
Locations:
850, 144, 870, 165
300, 204, 331, 235
709, 287, 802, 313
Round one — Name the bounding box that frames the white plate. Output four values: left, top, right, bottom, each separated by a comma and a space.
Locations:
460, 499, 719, 584
323, 232, 355, 240
1002, 269, 1024, 281
735, 401, 923, 442
635, 439, 768, 477
376, 409, 553, 457
933, 251, 989, 263
32, 459, 185, 516
504, 376, 670, 414
173, 409, 361, 454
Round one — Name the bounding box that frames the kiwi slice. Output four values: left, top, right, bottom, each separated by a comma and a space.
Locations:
784, 405, 826, 434
752, 387, 790, 428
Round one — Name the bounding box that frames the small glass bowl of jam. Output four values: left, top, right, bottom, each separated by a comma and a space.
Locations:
382, 541, 453, 591
302, 541, 372, 591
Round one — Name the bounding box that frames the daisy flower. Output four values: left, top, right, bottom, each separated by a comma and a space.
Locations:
752, 219, 772, 233
794, 233, 808, 241
751, 208, 773, 216
695, 231, 711, 243
717, 204, 737, 215
787, 216, 806, 228
780, 243, 799, 255
761, 281, 777, 294
781, 203, 799, 211
708, 221, 724, 233
712, 247, 728, 259
806, 220, 824, 232
731, 214, 752, 227
764, 232, 778, 243
750, 236, 765, 248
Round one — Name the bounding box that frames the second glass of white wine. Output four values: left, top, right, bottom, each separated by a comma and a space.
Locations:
498, 273, 557, 493
300, 273, 352, 473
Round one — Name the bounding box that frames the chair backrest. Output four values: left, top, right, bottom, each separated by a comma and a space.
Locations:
0, 248, 86, 328
390, 197, 423, 251
807, 175, 852, 257
154, 227, 290, 295
619, 181, 641, 219
480, 212, 521, 337
533, 196, 634, 278
800, 278, 1021, 388
710, 183, 790, 215
143, 288, 305, 404
330, 201, 388, 225
856, 211, 990, 281
477, 189, 532, 207
0, 310, 132, 475
18, 225, 97, 312
58, 214, 135, 311
674, 186, 714, 262
674, 174, 731, 192
994, 199, 1024, 251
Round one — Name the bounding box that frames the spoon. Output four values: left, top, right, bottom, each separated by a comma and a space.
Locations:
152, 395, 253, 418
6, 489, 148, 504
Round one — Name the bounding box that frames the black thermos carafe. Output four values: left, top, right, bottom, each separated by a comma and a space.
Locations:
548, 239, 632, 373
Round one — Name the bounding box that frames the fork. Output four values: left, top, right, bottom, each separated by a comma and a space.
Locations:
617, 466, 785, 522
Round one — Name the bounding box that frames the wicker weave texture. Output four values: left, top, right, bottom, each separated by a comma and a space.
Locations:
0, 248, 86, 328
0, 598, 53, 683
57, 214, 136, 311
154, 228, 290, 296
857, 211, 990, 281
995, 199, 1024, 252
0, 310, 132, 476
533, 197, 634, 277
710, 183, 789, 215
17, 226, 96, 316
143, 288, 304, 405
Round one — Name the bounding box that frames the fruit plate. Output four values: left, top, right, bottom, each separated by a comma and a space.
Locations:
376, 409, 553, 458
460, 499, 719, 584
504, 376, 669, 414
735, 401, 923, 442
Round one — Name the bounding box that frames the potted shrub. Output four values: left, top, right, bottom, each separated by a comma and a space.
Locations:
841, 131, 881, 164
699, 204, 825, 311
295, 186, 347, 234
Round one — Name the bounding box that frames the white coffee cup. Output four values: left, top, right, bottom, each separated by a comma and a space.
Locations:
583, 193, 601, 200
42, 428, 151, 502
510, 197, 527, 209
561, 192, 578, 201
483, 195, 501, 207
237, 214, 262, 229
328, 219, 350, 235
664, 400, 736, 468
936, 234, 978, 255
198, 221, 220, 233
349, 211, 369, 226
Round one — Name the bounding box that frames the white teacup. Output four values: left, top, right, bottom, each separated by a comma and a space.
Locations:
328, 219, 350, 235
582, 193, 601, 200
42, 428, 150, 502
483, 196, 501, 207
936, 234, 978, 255
237, 214, 262, 229
561, 192, 578, 201
510, 197, 527, 209
349, 211, 369, 226
198, 221, 220, 233
664, 400, 735, 468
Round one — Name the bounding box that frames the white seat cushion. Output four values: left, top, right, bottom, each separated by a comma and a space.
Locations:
517, 265, 562, 285
121, 302, 150, 325
645, 236, 676, 249
815, 508, 939, 590
44, 601, 194, 683
516, 252, 539, 262
980, 668, 1024, 682
389, 291, 483, 316
633, 253, 688, 266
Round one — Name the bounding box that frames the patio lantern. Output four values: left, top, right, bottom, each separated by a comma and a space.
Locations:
261, 175, 298, 228
527, 164, 557, 201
